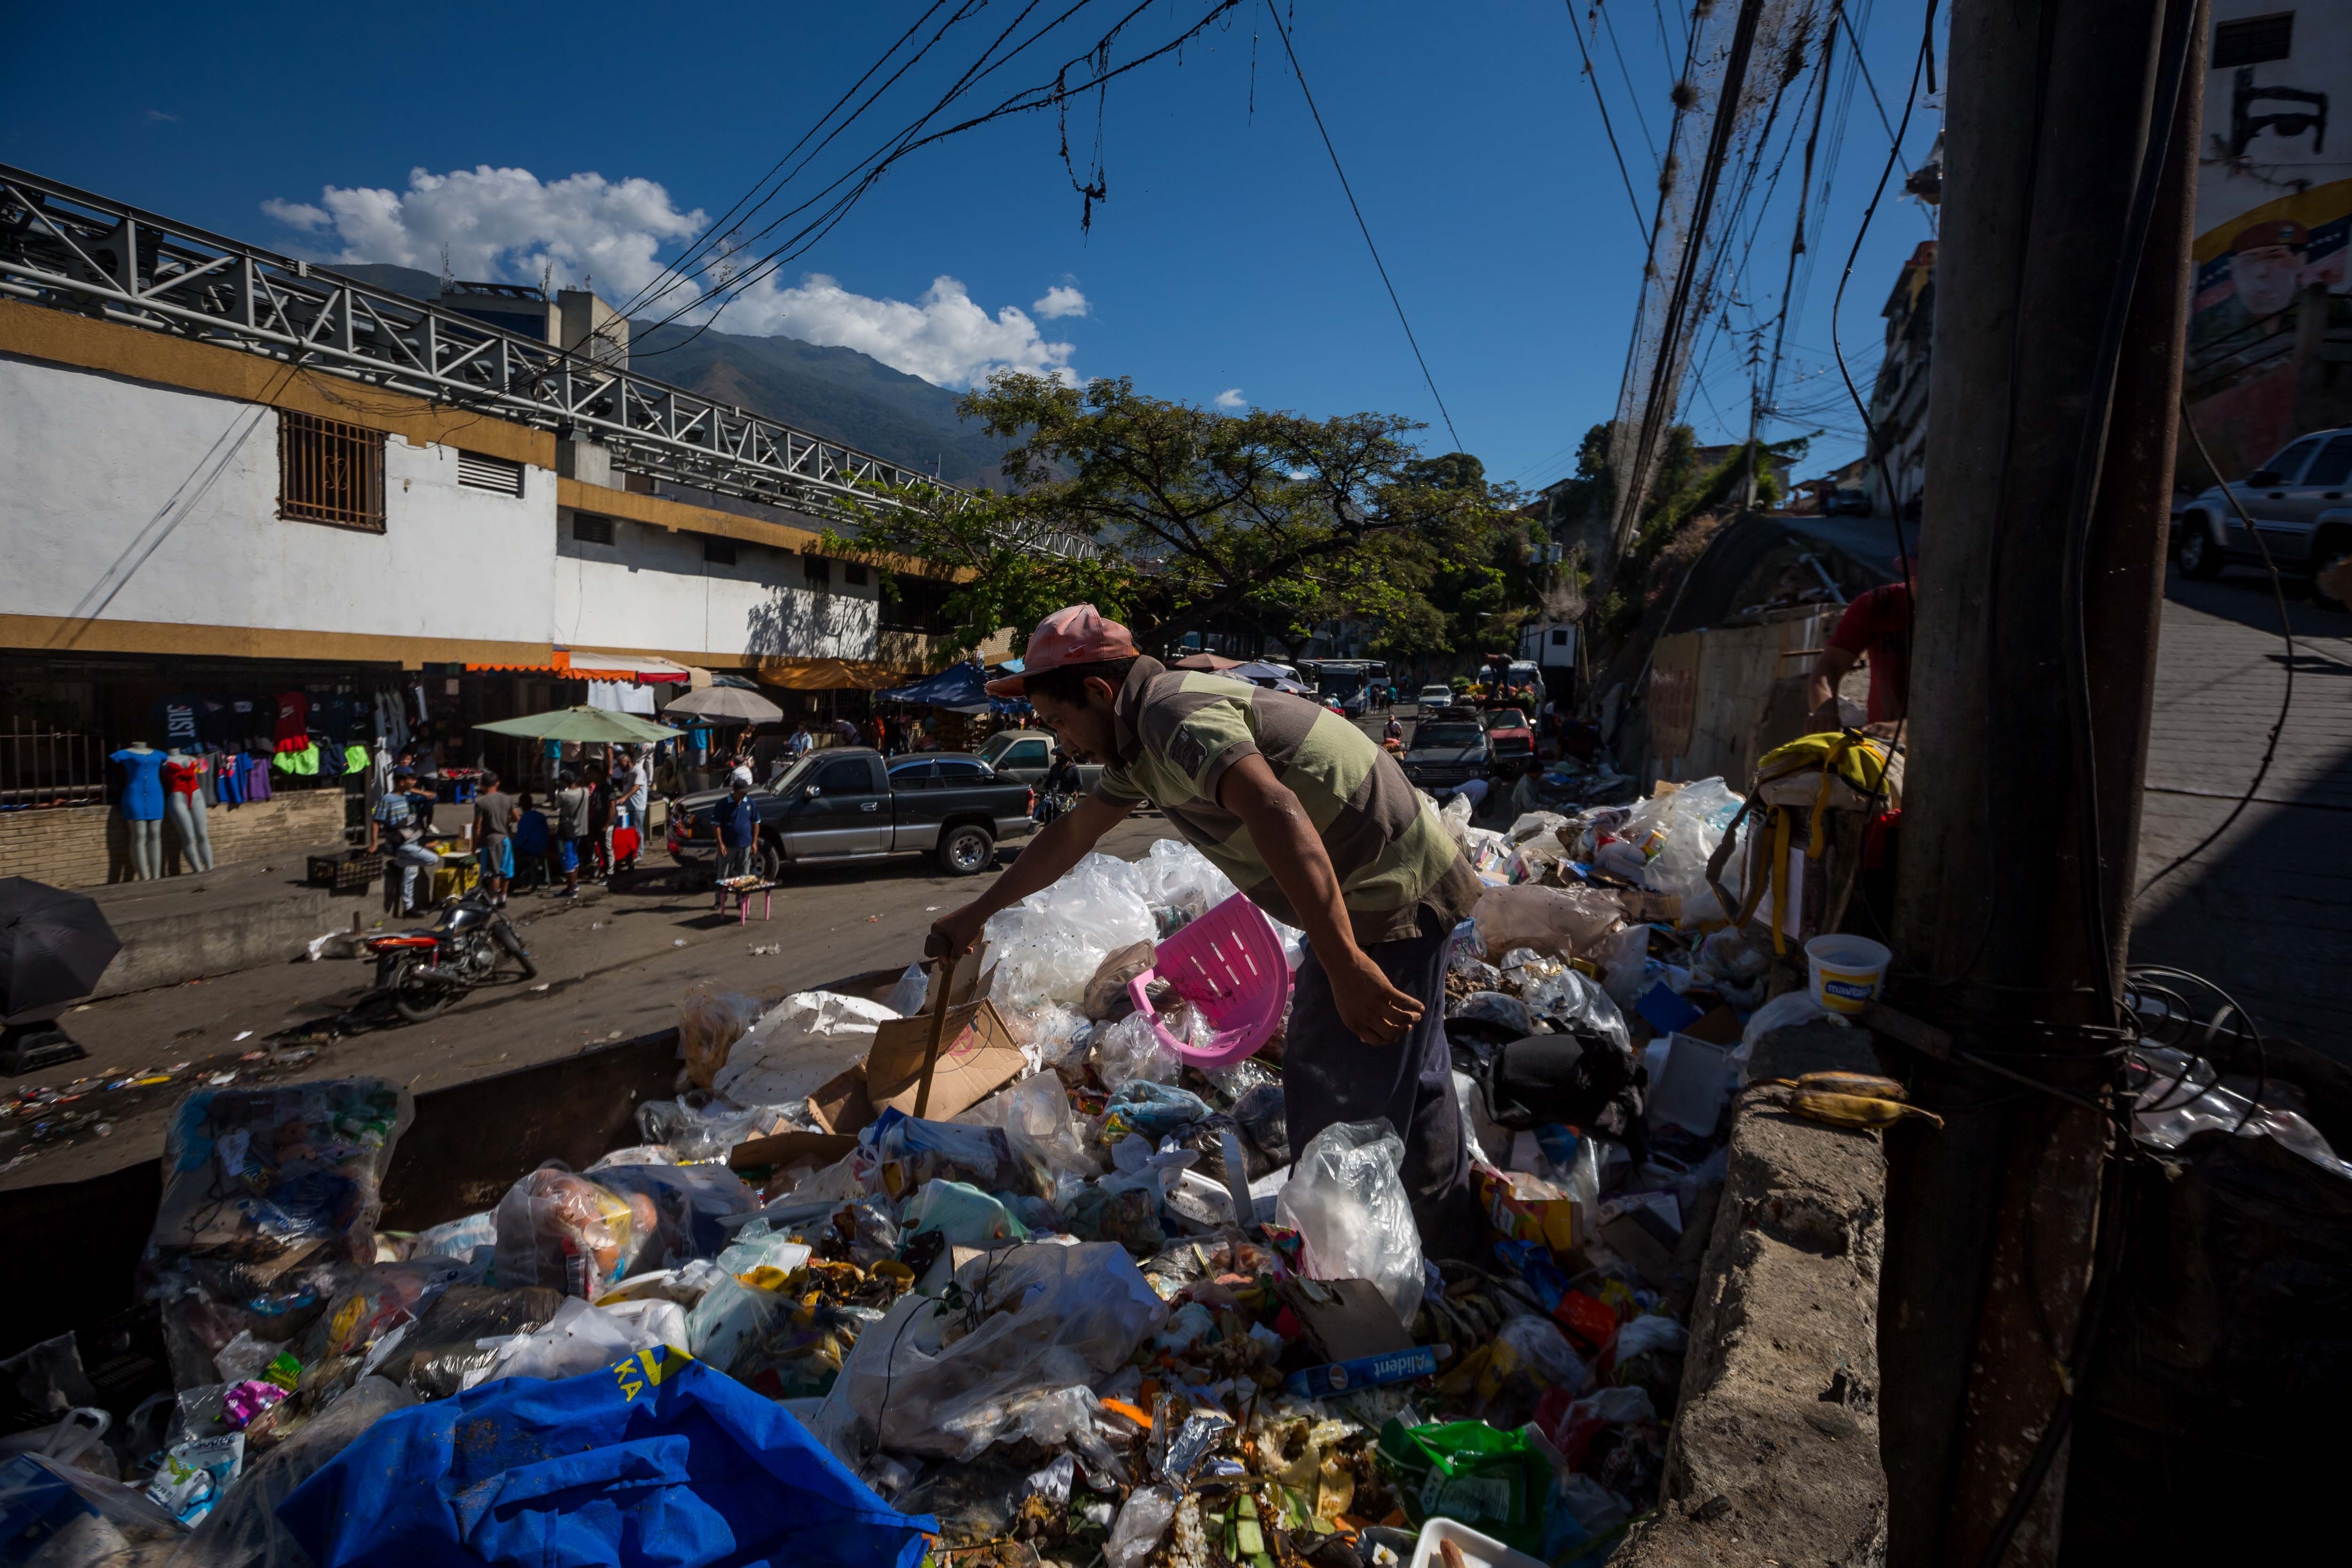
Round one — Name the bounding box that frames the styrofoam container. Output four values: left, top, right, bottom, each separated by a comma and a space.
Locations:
1407, 1517, 1549, 1568
1806, 933, 1892, 1013
1647, 1033, 1739, 1138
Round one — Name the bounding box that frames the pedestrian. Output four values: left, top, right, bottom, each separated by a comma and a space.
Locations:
586, 763, 613, 880
932, 605, 1485, 1255
789, 722, 813, 759
728, 751, 755, 788
1447, 773, 1492, 821
1508, 758, 1545, 821
512, 792, 553, 891
550, 768, 591, 899
832, 716, 858, 746
618, 747, 651, 868
1383, 713, 1404, 746
712, 775, 760, 910
472, 770, 516, 907
369, 764, 441, 916
1807, 569, 1914, 732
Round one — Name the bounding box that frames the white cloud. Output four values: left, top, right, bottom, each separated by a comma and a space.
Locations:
261, 164, 1078, 389
1215, 388, 1246, 409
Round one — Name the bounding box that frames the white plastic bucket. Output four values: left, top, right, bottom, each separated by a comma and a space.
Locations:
1807, 934, 1892, 1013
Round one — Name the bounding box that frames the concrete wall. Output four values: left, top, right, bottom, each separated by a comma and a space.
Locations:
0, 790, 348, 890
555, 508, 880, 663
0, 354, 557, 648
1617, 1022, 1890, 1568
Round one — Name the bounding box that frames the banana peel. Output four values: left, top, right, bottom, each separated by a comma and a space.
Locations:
1788, 1087, 1944, 1130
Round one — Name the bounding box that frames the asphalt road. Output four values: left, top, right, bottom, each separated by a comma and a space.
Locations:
3, 813, 1182, 1189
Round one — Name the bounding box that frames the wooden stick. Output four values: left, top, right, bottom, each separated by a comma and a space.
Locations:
913, 932, 954, 1120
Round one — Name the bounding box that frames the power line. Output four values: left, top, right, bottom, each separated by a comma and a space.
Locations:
1263, 0, 1463, 451
1592, 0, 1662, 167
1559, 0, 1655, 241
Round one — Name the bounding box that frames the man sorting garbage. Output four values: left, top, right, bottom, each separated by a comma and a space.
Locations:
932, 604, 1487, 1254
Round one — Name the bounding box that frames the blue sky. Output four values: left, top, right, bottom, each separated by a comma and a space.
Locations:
2, 0, 1943, 491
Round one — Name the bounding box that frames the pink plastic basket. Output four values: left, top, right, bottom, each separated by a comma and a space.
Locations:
1125, 891, 1294, 1068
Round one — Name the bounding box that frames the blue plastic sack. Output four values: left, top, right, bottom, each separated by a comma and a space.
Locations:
1102, 1080, 1212, 1137
276, 1345, 932, 1568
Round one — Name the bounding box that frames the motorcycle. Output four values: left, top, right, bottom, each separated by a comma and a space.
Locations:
361, 890, 537, 1024
1034, 787, 1080, 824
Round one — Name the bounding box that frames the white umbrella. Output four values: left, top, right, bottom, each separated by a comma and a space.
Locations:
660, 686, 784, 724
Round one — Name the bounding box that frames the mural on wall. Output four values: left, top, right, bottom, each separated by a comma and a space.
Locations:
2185, 6, 2351, 479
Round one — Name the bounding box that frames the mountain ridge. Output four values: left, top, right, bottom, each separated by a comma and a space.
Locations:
325, 263, 1010, 489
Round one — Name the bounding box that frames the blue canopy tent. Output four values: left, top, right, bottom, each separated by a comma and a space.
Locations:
876, 662, 1028, 717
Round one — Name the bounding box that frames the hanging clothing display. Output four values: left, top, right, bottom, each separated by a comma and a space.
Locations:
274, 690, 310, 752
586, 680, 657, 715
274, 742, 320, 776
111, 748, 167, 821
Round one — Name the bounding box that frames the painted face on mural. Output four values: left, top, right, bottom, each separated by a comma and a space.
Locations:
2233, 245, 2304, 319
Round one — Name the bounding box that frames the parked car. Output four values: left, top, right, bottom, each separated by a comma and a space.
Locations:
974, 728, 1104, 793
1401, 716, 1491, 789
1483, 707, 1537, 765
667, 748, 1035, 877
2172, 427, 2352, 608
1417, 684, 1456, 717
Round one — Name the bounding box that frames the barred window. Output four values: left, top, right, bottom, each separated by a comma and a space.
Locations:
573, 514, 615, 546
278, 410, 385, 531
703, 537, 738, 566
805, 554, 831, 590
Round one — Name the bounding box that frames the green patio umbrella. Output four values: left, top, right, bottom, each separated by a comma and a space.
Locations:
473, 706, 682, 744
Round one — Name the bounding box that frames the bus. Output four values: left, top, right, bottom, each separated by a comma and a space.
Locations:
1302, 660, 1390, 712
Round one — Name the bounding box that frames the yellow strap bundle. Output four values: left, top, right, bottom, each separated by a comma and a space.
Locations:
1705, 729, 1899, 952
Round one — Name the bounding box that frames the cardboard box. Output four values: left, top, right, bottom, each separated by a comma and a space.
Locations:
727, 1130, 858, 1172
864, 997, 1026, 1122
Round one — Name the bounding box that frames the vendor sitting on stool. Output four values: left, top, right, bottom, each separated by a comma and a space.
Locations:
932, 605, 1486, 1257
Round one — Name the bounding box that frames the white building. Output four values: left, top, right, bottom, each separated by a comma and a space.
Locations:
0, 167, 955, 883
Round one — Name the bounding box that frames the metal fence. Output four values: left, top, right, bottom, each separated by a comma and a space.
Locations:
0, 724, 112, 808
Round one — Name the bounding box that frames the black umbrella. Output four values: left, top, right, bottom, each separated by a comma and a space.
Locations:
0, 878, 123, 1020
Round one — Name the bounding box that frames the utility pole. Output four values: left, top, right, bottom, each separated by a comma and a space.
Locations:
1878, 1, 2205, 1565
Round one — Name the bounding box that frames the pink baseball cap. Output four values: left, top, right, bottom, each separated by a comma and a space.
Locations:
985, 604, 1139, 697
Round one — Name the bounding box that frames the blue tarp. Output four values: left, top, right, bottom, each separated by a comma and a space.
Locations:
277, 1346, 932, 1568
876, 663, 990, 707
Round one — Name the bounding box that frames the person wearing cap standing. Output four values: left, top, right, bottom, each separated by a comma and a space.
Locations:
931, 605, 1487, 1254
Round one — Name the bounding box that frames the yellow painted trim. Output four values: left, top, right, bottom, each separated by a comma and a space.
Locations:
557, 477, 826, 554
0, 298, 553, 468
0, 613, 555, 670
555, 478, 967, 581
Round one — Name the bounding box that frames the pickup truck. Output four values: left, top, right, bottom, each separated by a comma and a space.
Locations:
1401, 714, 1492, 789
973, 728, 1104, 793
665, 748, 1035, 877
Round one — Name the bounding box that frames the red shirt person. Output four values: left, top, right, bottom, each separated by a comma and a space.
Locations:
1807, 580, 1912, 729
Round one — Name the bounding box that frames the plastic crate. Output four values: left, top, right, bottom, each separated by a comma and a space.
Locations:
1124, 891, 1292, 1068
309, 852, 385, 892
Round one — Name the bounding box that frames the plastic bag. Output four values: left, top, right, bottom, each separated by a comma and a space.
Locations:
168, 1377, 412, 1568
1599, 921, 1651, 1006
143, 1079, 413, 1322
871, 1114, 1036, 1200
1740, 988, 1846, 1056
810, 1242, 1166, 1462
368, 1285, 565, 1399
1471, 1316, 1592, 1426
1276, 1120, 1425, 1325
586, 1161, 755, 1269
983, 853, 1158, 1010
902, 1180, 1028, 1246
467, 1296, 663, 1389
1621, 777, 1743, 899
1091, 1010, 1183, 1089
1099, 1081, 1213, 1140
493, 1165, 645, 1297
1447, 991, 1537, 1037
1520, 967, 1632, 1054
1231, 1082, 1291, 1170
1, 1452, 185, 1561
1106, 1483, 1179, 1568
957, 1072, 1099, 1184
1133, 837, 1240, 925
408, 1211, 497, 1271
884, 961, 931, 1019
713, 991, 900, 1110
678, 987, 769, 1092
1472, 884, 1626, 960
634, 1097, 803, 1162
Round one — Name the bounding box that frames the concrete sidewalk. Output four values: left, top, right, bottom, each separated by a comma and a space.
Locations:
82, 849, 352, 998
2132, 570, 2352, 1062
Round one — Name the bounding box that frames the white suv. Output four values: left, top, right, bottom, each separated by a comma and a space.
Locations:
2173, 426, 2352, 608
1418, 684, 1456, 717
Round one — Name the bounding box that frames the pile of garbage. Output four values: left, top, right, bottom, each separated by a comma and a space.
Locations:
3, 810, 1824, 1568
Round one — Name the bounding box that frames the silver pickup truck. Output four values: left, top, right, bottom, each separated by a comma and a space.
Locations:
973, 729, 1104, 793
665, 748, 1037, 877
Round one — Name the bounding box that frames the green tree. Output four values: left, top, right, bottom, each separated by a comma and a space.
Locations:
828, 376, 1513, 659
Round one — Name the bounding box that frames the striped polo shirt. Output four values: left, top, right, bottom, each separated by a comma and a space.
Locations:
1089, 658, 1481, 945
